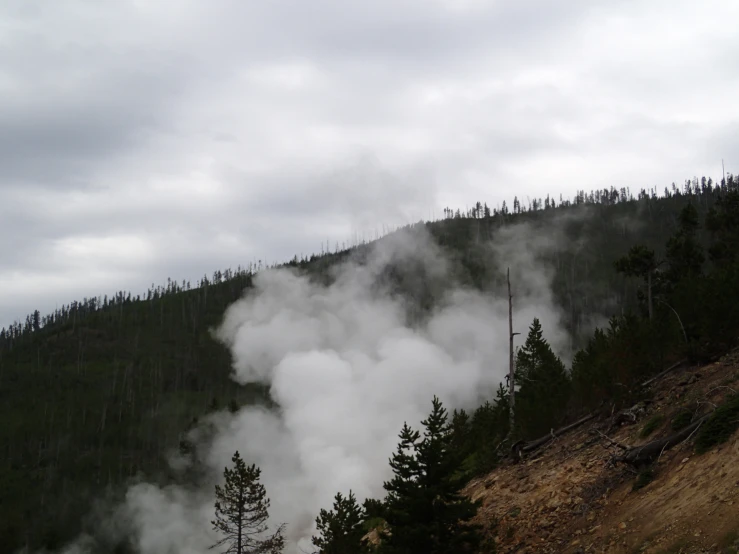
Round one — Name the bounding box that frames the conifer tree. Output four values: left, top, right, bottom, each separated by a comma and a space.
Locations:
381, 397, 481, 554
312, 490, 369, 554
665, 203, 704, 284
614, 245, 660, 320
211, 451, 285, 554
515, 318, 570, 438
706, 190, 739, 267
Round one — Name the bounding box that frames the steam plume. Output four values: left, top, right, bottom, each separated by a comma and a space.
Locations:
49, 222, 570, 553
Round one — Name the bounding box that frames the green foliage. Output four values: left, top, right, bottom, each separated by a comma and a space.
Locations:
718, 528, 739, 553
695, 395, 739, 454
657, 537, 691, 553
381, 397, 482, 554
683, 190, 739, 359
313, 491, 369, 554
211, 451, 285, 554
614, 245, 659, 280
632, 467, 656, 491
362, 516, 386, 534
447, 385, 510, 480
363, 497, 386, 521
514, 318, 571, 439
570, 314, 679, 412
670, 411, 693, 431
639, 414, 665, 439
706, 190, 739, 267
664, 203, 704, 284
0, 274, 272, 551
614, 244, 659, 319
2, 175, 739, 550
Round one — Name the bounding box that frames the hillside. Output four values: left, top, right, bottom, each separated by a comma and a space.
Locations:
465, 348, 739, 554
1, 177, 738, 552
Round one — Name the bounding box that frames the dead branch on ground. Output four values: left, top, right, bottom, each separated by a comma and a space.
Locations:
641, 359, 687, 388
511, 413, 596, 460
614, 413, 711, 467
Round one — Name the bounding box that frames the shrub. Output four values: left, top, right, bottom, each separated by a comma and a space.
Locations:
670, 410, 693, 431
695, 395, 739, 454
632, 467, 655, 491
639, 414, 665, 438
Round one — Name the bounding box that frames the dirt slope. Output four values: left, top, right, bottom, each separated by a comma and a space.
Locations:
465, 351, 739, 554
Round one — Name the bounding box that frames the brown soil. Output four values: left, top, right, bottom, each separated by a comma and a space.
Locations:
464, 350, 739, 554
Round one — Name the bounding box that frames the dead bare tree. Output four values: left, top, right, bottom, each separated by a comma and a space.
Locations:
507, 267, 520, 435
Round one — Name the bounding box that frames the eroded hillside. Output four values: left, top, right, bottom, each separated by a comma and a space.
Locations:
465, 349, 739, 554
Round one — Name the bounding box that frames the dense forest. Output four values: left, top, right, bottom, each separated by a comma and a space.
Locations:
1, 174, 738, 552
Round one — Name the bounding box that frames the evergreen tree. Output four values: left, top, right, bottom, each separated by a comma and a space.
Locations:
665, 203, 704, 284
515, 318, 570, 438
614, 244, 660, 320
31, 310, 41, 332
211, 451, 285, 554
662, 203, 706, 349
312, 491, 369, 554
381, 397, 481, 554
706, 190, 739, 267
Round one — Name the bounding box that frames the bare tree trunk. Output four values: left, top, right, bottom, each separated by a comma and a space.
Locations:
238, 491, 244, 554
508, 268, 516, 434
647, 271, 653, 321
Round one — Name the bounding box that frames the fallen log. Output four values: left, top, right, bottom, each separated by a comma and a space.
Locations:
614, 413, 710, 467
641, 359, 687, 388
593, 429, 629, 451
604, 401, 653, 434
512, 413, 597, 459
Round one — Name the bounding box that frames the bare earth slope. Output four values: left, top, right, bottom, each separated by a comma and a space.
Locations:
465, 351, 739, 554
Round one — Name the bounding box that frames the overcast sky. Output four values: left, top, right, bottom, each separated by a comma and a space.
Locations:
1, 0, 737, 327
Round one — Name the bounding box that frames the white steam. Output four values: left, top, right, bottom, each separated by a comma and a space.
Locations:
53, 223, 570, 553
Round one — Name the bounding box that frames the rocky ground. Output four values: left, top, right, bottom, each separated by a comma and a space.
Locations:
464, 350, 739, 554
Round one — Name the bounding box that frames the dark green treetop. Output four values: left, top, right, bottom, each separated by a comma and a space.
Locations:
211, 451, 285, 554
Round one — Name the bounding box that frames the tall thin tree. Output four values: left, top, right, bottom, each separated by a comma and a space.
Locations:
211, 451, 285, 554
507, 268, 520, 435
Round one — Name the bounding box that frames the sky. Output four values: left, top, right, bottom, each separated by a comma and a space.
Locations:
1, 0, 738, 328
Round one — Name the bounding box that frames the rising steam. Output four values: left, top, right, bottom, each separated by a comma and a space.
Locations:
48, 222, 569, 554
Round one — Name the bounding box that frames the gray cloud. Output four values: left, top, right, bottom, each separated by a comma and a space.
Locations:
1, 0, 738, 327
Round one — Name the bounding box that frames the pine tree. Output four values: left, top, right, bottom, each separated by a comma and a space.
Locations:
706, 190, 739, 267
665, 203, 704, 284
211, 451, 285, 554
381, 397, 481, 554
312, 491, 369, 554
515, 318, 570, 439
614, 245, 660, 320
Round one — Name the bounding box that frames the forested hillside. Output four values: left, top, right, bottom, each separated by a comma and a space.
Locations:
1, 175, 738, 552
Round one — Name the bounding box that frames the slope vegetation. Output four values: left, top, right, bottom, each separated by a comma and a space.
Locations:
465, 349, 739, 554
1, 177, 737, 552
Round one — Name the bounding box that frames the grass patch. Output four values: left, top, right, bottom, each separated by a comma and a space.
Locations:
640, 414, 665, 439
633, 531, 661, 554
632, 466, 655, 491
719, 528, 739, 553
695, 394, 739, 454
670, 410, 693, 431
657, 537, 690, 553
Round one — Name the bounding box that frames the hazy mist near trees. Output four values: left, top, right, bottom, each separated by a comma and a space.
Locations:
1, 174, 738, 553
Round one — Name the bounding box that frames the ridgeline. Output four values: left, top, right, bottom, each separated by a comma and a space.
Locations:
1, 175, 738, 552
